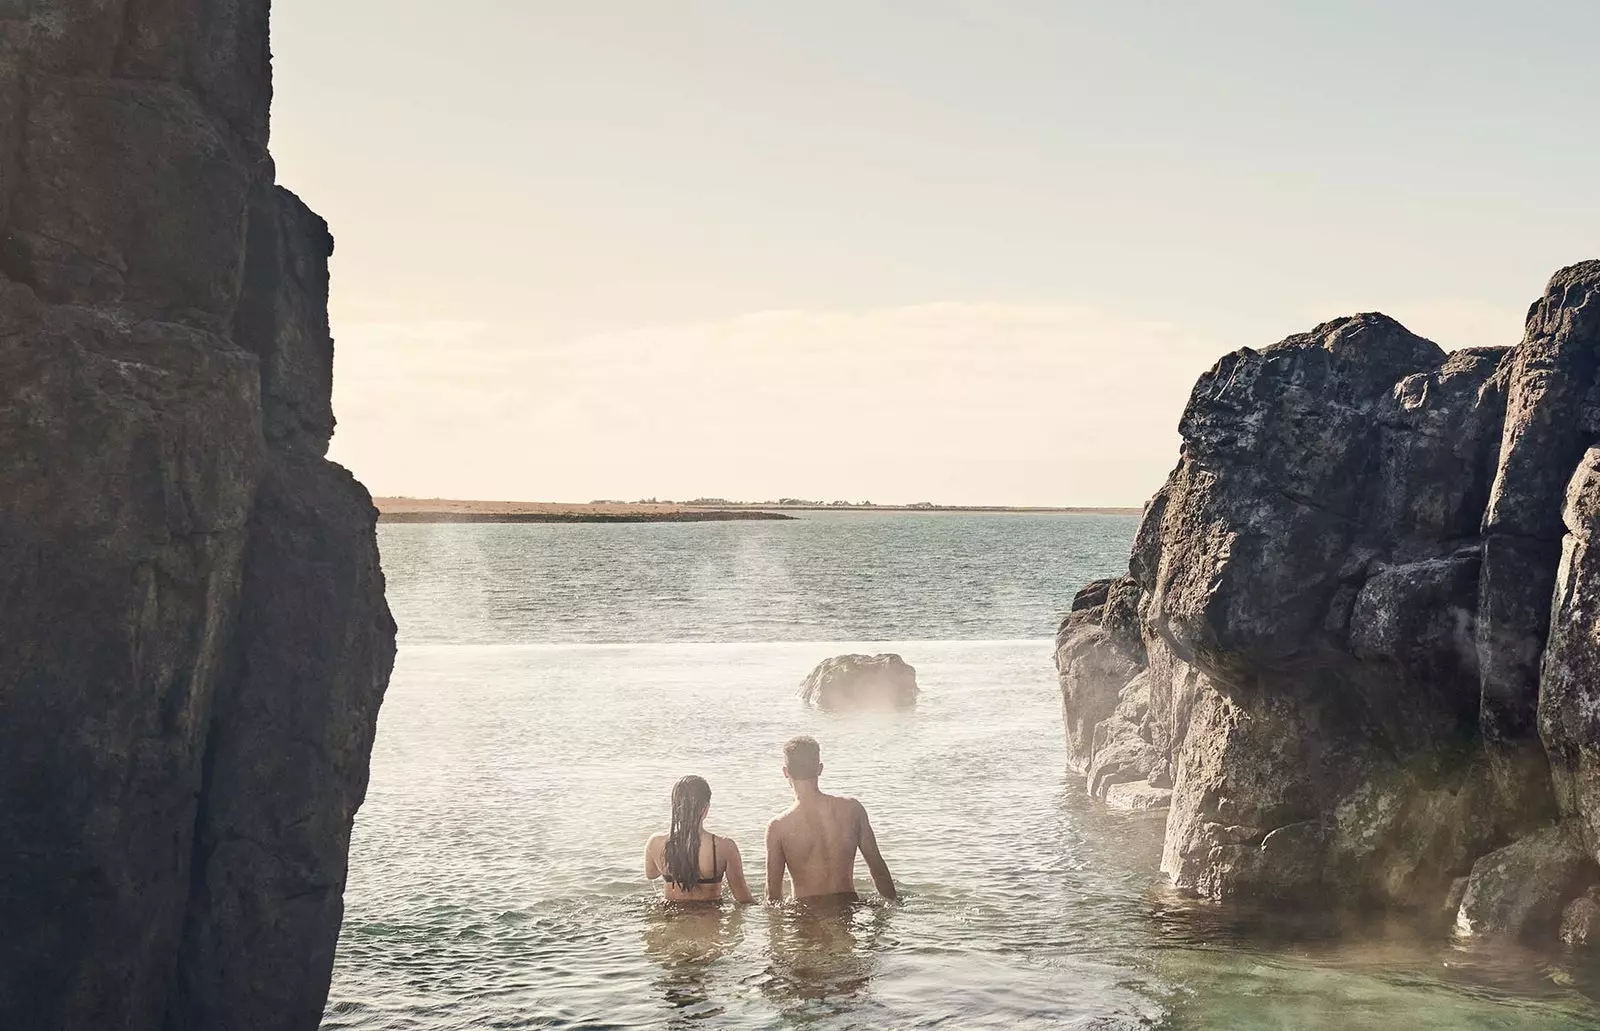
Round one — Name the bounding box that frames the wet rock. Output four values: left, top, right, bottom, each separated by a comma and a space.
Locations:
799, 654, 919, 710
1455, 824, 1596, 941
0, 4, 396, 1028
1561, 887, 1600, 946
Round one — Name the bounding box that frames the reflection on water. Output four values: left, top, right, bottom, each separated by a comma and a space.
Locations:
643, 903, 747, 1021
757, 897, 891, 1016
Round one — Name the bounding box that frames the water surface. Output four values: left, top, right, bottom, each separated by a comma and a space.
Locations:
325, 515, 1600, 1029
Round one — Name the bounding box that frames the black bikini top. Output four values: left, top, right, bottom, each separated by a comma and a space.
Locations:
681, 835, 722, 887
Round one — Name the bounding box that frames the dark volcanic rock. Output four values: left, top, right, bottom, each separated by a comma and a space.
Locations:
1142, 314, 1503, 905
235, 183, 338, 456
1541, 447, 1600, 866
0, 4, 395, 1030
800, 654, 919, 710
1150, 314, 1446, 678
1054, 266, 1600, 929
1480, 262, 1600, 816
169, 455, 396, 1031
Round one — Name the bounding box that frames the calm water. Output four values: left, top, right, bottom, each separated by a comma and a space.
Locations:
325, 514, 1600, 1029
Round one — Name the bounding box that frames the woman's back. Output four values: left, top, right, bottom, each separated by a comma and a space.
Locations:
646, 830, 731, 903
644, 776, 754, 904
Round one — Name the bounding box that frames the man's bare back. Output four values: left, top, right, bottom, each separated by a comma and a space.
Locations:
764, 737, 896, 902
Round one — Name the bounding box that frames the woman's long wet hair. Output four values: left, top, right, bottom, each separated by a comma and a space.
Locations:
665, 775, 713, 890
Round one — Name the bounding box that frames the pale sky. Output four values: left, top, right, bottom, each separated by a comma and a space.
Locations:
270, 1, 1600, 506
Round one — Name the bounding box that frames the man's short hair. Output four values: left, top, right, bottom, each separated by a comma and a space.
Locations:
784, 736, 821, 779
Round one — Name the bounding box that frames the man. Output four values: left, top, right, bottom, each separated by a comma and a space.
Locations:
764, 736, 897, 902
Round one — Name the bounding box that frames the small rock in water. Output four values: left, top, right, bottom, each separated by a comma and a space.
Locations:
799, 654, 919, 711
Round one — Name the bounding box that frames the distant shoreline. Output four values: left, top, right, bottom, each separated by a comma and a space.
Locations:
375, 498, 1141, 524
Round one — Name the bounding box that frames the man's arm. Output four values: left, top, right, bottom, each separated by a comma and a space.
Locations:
764, 820, 787, 902
854, 801, 897, 900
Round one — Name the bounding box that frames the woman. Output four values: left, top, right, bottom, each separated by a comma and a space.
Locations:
644, 775, 754, 903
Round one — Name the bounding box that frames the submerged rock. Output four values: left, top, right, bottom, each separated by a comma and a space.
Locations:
0, 5, 396, 1029
1055, 262, 1600, 935
800, 654, 919, 710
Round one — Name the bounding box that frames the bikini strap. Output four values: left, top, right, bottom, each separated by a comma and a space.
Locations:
710, 833, 718, 877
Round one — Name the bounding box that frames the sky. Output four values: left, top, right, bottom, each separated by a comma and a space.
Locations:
270, 1, 1600, 507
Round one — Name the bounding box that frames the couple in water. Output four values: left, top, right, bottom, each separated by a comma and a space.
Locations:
643, 736, 897, 904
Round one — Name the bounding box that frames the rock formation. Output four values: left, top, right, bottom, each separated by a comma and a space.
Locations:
1056, 264, 1600, 942
0, 3, 396, 1029
800, 654, 920, 710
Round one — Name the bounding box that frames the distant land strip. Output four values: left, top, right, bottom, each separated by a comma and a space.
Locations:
375, 498, 1140, 523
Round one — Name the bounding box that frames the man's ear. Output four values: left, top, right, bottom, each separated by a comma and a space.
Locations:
817, 763, 824, 779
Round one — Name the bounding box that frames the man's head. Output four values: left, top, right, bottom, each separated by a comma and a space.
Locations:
783, 735, 822, 783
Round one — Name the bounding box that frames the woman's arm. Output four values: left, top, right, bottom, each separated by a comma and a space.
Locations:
643, 833, 665, 880
721, 837, 755, 904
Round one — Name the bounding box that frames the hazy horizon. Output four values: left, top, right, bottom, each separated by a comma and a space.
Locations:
271, 2, 1599, 506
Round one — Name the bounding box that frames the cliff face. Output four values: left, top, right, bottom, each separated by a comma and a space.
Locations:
0, 3, 396, 1029
1057, 263, 1600, 941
